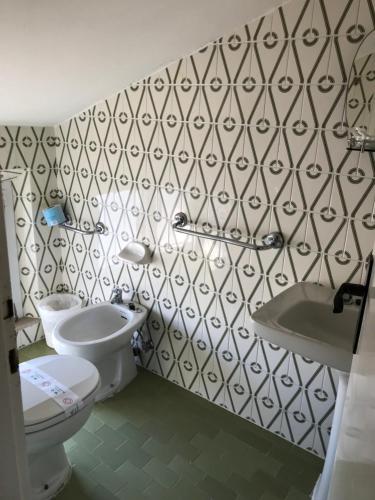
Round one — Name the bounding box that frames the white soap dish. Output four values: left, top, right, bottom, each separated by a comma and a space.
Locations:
118, 242, 151, 265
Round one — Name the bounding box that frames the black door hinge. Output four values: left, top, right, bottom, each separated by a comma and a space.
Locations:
3, 298, 14, 320
9, 348, 19, 374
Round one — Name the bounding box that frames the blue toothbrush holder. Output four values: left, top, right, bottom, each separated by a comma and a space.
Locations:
43, 205, 66, 227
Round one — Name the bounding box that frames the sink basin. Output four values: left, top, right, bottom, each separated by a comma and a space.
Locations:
252, 282, 360, 372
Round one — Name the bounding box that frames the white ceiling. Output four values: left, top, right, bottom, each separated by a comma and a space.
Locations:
0, 0, 284, 126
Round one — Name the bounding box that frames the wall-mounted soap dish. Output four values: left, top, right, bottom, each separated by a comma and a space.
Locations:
118, 242, 151, 265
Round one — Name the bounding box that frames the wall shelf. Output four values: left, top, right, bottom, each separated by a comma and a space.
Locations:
15, 317, 40, 332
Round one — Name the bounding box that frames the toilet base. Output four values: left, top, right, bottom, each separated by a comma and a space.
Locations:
95, 342, 138, 401
28, 443, 71, 500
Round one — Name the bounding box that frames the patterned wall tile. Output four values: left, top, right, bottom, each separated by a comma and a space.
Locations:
0, 125, 64, 346
0, 0, 374, 458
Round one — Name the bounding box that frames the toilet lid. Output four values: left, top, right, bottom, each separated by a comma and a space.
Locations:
21, 355, 100, 430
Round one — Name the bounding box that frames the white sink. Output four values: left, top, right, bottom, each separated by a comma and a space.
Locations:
252, 282, 360, 372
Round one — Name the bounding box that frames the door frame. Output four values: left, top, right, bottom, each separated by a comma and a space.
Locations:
0, 184, 31, 499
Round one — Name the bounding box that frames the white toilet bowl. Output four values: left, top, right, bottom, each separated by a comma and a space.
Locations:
21, 355, 100, 500
53, 301, 147, 401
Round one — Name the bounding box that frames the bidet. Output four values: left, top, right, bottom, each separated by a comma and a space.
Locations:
53, 301, 147, 401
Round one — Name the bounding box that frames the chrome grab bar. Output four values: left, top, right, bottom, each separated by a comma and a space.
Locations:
172, 212, 283, 251
58, 221, 106, 236
347, 127, 375, 151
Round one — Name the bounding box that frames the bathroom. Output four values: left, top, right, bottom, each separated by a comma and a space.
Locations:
0, 0, 374, 498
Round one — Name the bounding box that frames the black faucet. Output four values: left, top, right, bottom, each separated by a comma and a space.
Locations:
333, 282, 366, 313
110, 286, 123, 304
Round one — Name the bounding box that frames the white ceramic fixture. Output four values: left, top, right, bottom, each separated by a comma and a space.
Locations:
252, 282, 360, 372
53, 301, 147, 401
252, 282, 361, 500
118, 241, 151, 265
21, 355, 100, 500
37, 293, 82, 348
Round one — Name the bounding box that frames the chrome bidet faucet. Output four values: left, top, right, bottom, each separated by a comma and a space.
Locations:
110, 286, 123, 304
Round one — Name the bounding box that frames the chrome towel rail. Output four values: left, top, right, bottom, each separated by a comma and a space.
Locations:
172, 212, 283, 251
58, 221, 106, 236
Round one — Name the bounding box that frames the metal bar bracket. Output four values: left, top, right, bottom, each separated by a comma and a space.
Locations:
58, 221, 106, 236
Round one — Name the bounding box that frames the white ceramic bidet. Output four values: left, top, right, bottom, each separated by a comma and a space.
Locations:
53, 301, 147, 401
21, 354, 100, 500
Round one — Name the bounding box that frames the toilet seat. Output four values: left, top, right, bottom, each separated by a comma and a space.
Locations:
21, 355, 100, 434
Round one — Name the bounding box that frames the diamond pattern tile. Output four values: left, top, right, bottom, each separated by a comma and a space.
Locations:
2, 0, 375, 457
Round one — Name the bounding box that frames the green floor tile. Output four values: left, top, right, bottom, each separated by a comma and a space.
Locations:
142, 437, 179, 464
115, 460, 153, 490
285, 486, 314, 500
56, 469, 97, 500
190, 432, 226, 456
18, 340, 55, 363
110, 404, 150, 427
159, 416, 199, 440
227, 471, 264, 498
88, 463, 127, 494
214, 429, 261, 458
117, 421, 151, 445
261, 492, 284, 500
257, 452, 283, 478
116, 439, 152, 468
251, 470, 291, 499
93, 404, 130, 430
232, 425, 275, 453
115, 483, 149, 500
84, 414, 105, 433
168, 434, 201, 461
94, 442, 138, 471
95, 424, 127, 448
19, 340, 322, 500
68, 447, 101, 474
143, 457, 179, 488
72, 427, 103, 453
83, 484, 119, 500
194, 451, 232, 482
143, 480, 175, 500
198, 475, 237, 500
275, 464, 314, 493
140, 419, 175, 443
63, 439, 77, 453
168, 455, 205, 484
170, 478, 211, 500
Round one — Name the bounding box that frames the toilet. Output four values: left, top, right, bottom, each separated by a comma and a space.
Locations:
21, 354, 100, 500
53, 301, 147, 401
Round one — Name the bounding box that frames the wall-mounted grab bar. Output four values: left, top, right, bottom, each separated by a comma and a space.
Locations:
58, 221, 106, 236
172, 212, 283, 251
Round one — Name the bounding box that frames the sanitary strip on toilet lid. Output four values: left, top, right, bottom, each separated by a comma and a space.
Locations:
20, 362, 84, 417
